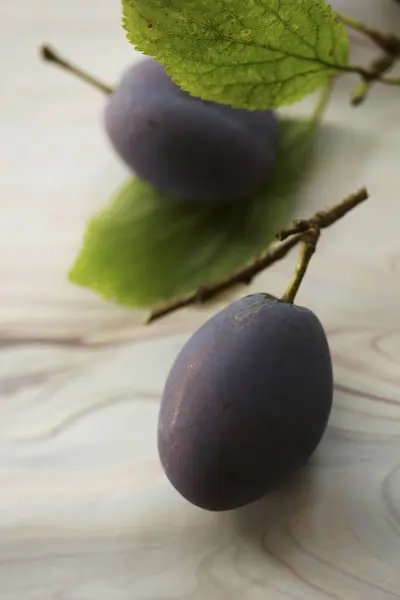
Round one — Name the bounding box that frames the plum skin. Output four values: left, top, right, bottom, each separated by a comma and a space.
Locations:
104, 57, 279, 203
158, 293, 333, 512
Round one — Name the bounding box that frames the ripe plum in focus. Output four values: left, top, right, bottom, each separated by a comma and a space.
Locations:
158, 293, 333, 511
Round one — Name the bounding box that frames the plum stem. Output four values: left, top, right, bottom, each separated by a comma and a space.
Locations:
146, 187, 369, 324
39, 45, 115, 95
281, 227, 320, 304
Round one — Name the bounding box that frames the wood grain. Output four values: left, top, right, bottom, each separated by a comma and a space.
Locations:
1, 0, 400, 598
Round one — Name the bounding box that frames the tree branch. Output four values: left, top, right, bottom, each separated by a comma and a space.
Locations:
146, 187, 369, 324
379, 75, 400, 86
334, 12, 400, 106
335, 11, 400, 55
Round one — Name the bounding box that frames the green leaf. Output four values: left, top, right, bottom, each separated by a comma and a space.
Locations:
69, 115, 320, 308
122, 0, 349, 110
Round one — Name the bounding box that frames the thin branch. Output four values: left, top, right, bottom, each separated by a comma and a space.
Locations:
334, 12, 400, 105
379, 75, 400, 86
277, 186, 369, 239
146, 187, 369, 324
335, 12, 400, 55
40, 45, 115, 95
145, 233, 304, 324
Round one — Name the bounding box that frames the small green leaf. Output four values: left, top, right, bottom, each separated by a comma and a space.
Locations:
69, 116, 318, 308
122, 0, 349, 109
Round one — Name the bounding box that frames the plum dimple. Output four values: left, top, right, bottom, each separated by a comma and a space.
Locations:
104, 57, 279, 203
158, 293, 333, 511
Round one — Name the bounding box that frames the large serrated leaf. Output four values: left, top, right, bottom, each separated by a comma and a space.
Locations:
122, 0, 349, 110
69, 117, 318, 308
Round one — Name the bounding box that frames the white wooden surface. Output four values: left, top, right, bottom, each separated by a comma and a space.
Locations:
1, 1, 400, 598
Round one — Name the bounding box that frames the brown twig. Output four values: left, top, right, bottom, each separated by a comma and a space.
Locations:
334, 12, 400, 106
145, 233, 304, 324
40, 45, 115, 95
335, 12, 400, 55
278, 186, 369, 239
146, 187, 369, 324
379, 75, 400, 86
